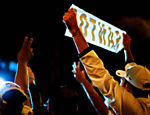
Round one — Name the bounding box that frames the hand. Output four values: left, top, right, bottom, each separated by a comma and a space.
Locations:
73, 61, 86, 82
63, 8, 78, 35
123, 33, 131, 50
18, 36, 34, 65
123, 33, 135, 62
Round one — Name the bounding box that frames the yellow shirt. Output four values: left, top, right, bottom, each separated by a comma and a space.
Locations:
80, 50, 150, 115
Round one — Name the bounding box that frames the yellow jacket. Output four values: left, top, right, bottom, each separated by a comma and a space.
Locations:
80, 50, 150, 115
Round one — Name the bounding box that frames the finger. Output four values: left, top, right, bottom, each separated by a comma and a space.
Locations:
63, 15, 72, 23
30, 48, 34, 55
68, 8, 76, 13
63, 12, 70, 21
75, 61, 81, 71
63, 10, 75, 21
72, 70, 76, 74
120, 77, 125, 87
68, 8, 72, 11
68, 8, 74, 12
30, 48, 33, 52
72, 61, 76, 72
28, 37, 34, 49
126, 34, 131, 41
31, 51, 34, 56
28, 67, 34, 75
77, 61, 80, 67
28, 67, 35, 79
123, 33, 127, 39
82, 70, 86, 79
28, 67, 32, 72
22, 36, 28, 48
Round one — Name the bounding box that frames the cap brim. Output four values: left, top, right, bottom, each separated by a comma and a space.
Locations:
116, 70, 126, 77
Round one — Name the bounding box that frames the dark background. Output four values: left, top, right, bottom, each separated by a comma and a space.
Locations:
0, 0, 150, 114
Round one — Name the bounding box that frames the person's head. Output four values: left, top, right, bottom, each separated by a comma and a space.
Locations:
0, 81, 27, 114
116, 62, 150, 97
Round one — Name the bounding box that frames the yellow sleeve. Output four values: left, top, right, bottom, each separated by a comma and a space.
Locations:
80, 50, 149, 115
80, 50, 118, 99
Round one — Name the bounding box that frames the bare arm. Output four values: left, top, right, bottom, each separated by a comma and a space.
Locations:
63, 8, 89, 54
123, 33, 135, 63
74, 61, 109, 115
15, 36, 34, 107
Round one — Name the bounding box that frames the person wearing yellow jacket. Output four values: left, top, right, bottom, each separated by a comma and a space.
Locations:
63, 8, 150, 115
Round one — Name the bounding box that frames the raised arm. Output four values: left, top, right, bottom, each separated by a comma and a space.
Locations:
15, 36, 34, 107
73, 61, 109, 115
63, 8, 89, 54
63, 8, 115, 99
123, 33, 135, 63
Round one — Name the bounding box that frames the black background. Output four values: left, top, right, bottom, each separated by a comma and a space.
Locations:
0, 0, 150, 112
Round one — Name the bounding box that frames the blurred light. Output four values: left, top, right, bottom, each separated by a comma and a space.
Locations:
0, 70, 14, 82
9, 61, 18, 72
0, 77, 5, 83
0, 77, 5, 91
0, 73, 8, 82
104, 96, 110, 108
0, 61, 6, 69
0, 59, 17, 82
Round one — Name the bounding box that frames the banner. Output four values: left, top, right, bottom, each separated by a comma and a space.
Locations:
65, 4, 126, 53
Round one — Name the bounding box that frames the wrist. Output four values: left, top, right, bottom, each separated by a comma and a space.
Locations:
124, 47, 131, 51
70, 26, 79, 34
18, 60, 28, 66
72, 28, 79, 37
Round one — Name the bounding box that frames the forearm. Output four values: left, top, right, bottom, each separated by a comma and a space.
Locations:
73, 29, 89, 54
80, 78, 108, 115
15, 62, 28, 92
124, 48, 134, 63
123, 34, 134, 63
63, 9, 89, 54
15, 61, 31, 107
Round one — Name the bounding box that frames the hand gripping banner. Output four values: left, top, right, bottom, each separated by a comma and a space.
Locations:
65, 4, 126, 53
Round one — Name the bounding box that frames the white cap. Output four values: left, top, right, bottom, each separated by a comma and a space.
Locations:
0, 81, 27, 102
116, 62, 150, 91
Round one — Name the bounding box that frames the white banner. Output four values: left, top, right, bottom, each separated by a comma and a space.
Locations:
65, 4, 126, 53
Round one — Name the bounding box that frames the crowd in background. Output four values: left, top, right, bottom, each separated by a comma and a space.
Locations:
0, 5, 150, 115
